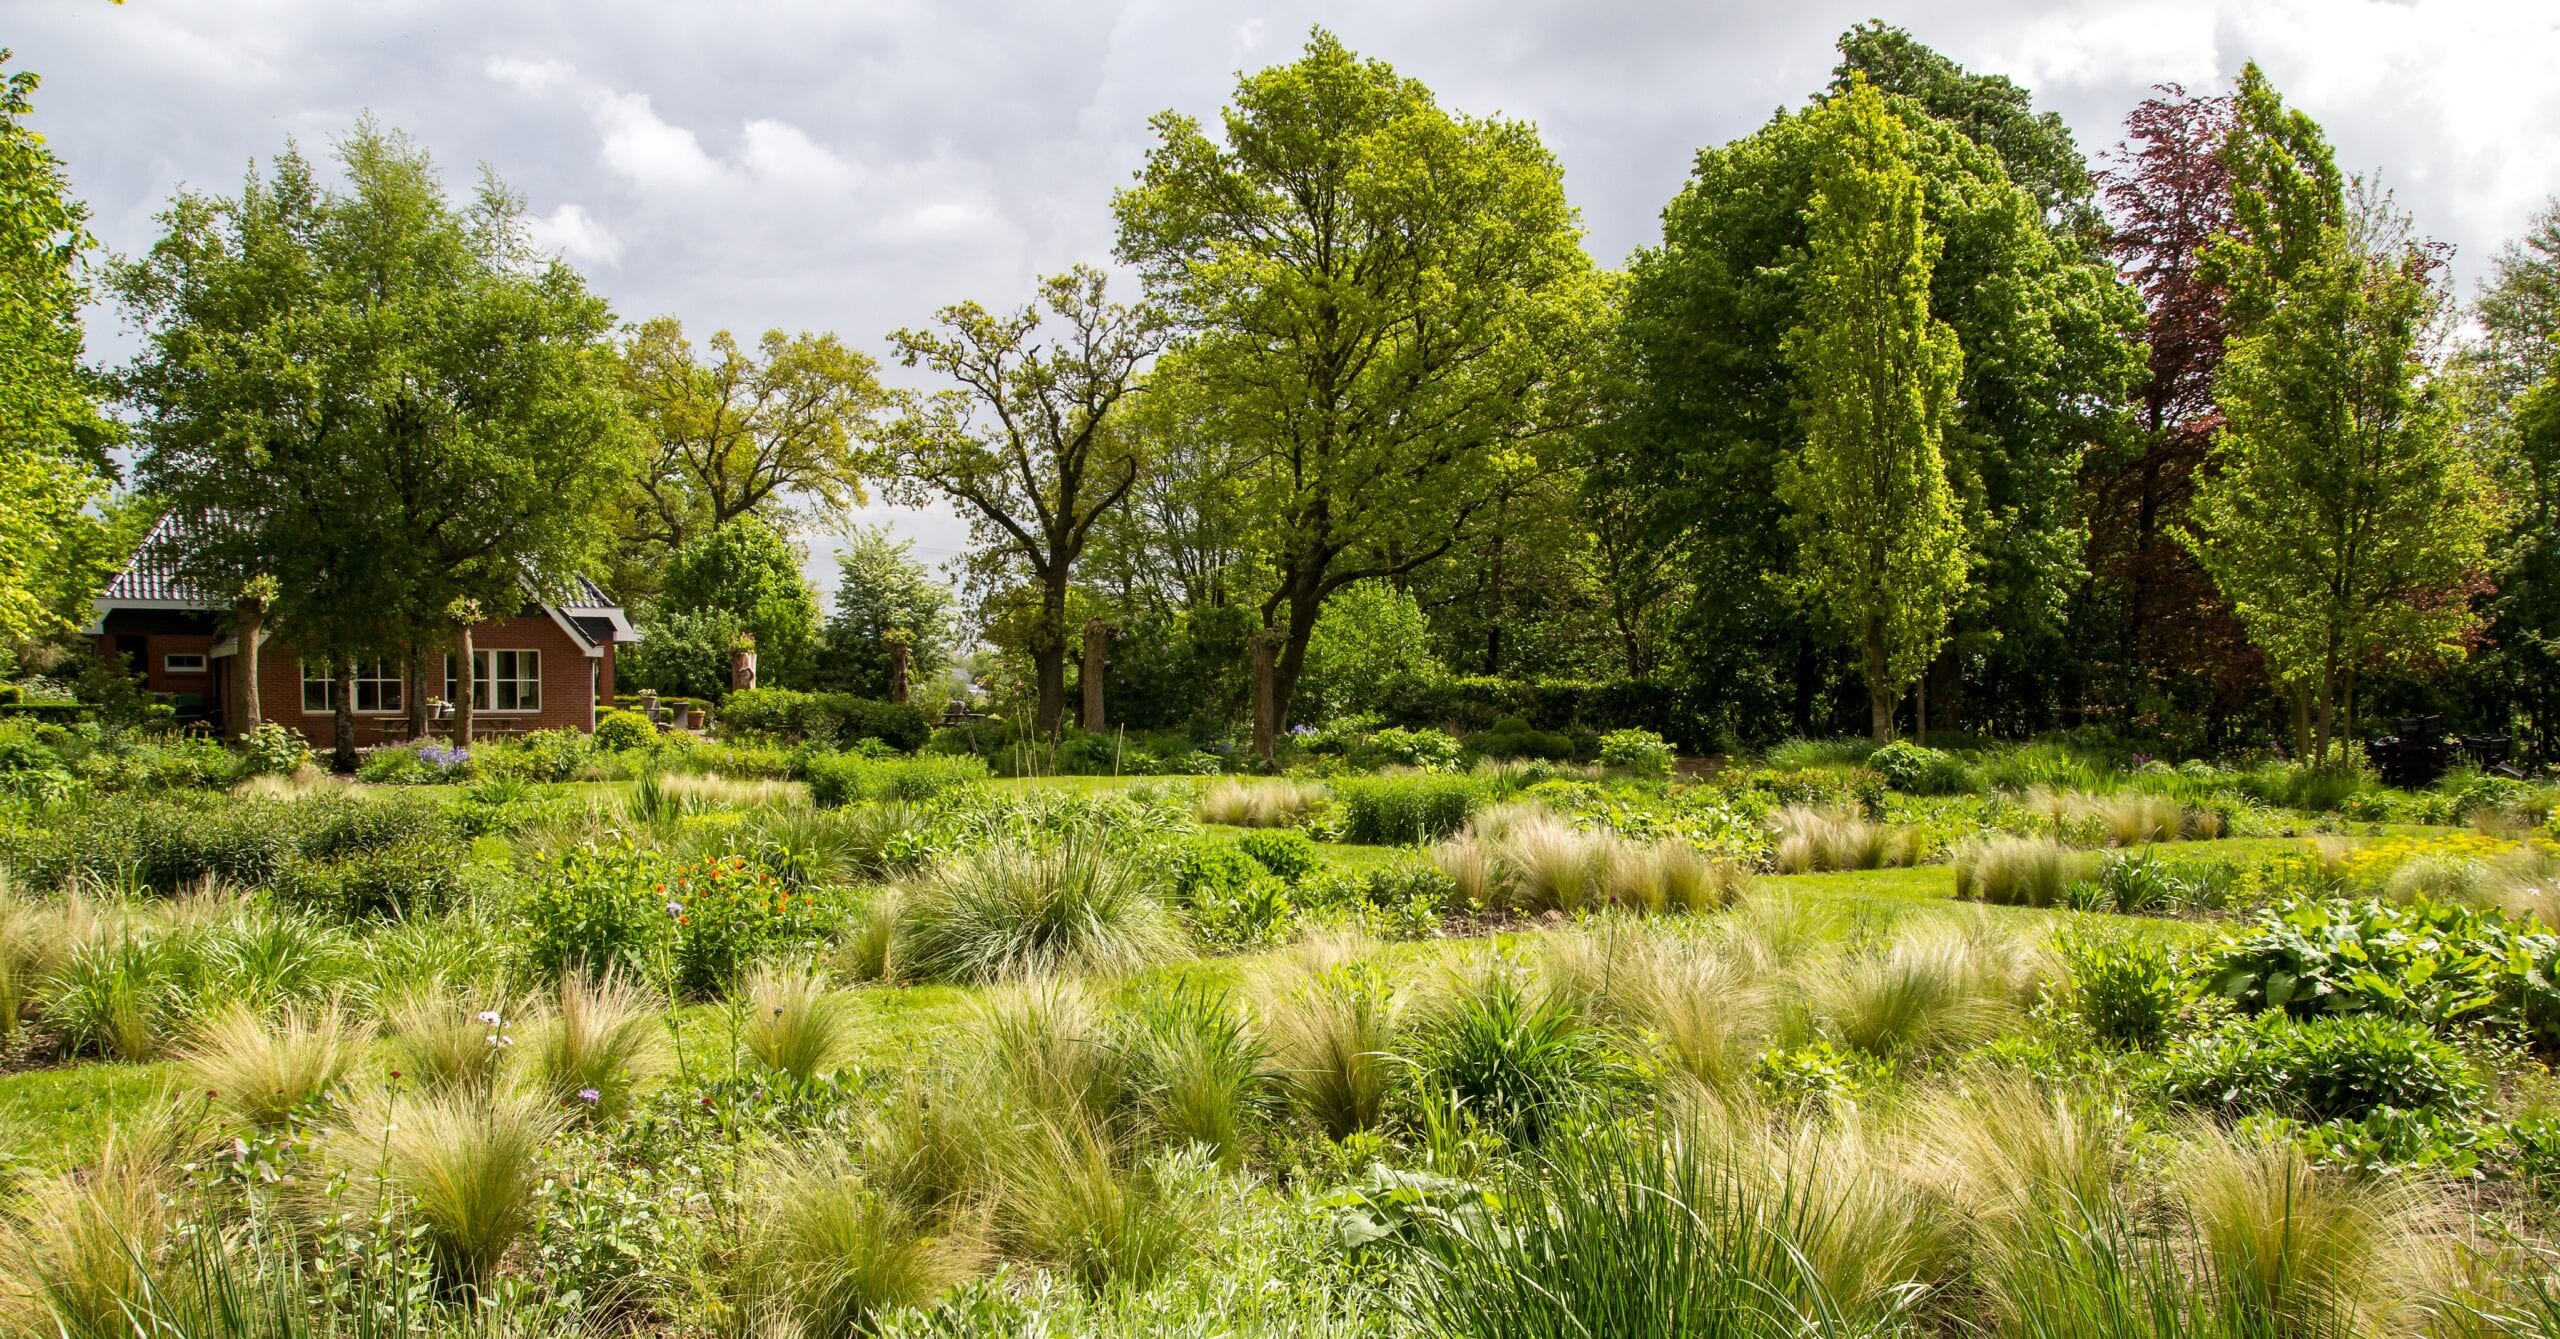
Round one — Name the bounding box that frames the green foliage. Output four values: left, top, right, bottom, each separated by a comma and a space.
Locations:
1865, 739, 1970, 794
814, 523, 954, 699
1235, 829, 1318, 882
591, 709, 657, 753
1597, 728, 1674, 777
1418, 968, 1622, 1145
898, 836, 1184, 983
1780, 77, 1971, 737
519, 842, 677, 983
618, 606, 744, 703
1330, 774, 1487, 845
802, 752, 988, 808
719, 687, 931, 752
1468, 717, 1575, 763
1366, 727, 1462, 772
2164, 1011, 2484, 1123
239, 724, 309, 778
662, 853, 837, 1000
2057, 927, 2184, 1049
2203, 896, 2560, 1040
1296, 581, 1444, 723
1166, 838, 1293, 951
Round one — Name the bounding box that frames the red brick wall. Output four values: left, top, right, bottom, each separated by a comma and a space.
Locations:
253, 613, 603, 749
128, 633, 220, 698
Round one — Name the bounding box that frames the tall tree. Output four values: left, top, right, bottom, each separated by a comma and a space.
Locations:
1114, 28, 1602, 749
614, 319, 883, 600
652, 517, 821, 688
2181, 69, 2501, 761
2458, 199, 2560, 753
113, 122, 634, 766
881, 265, 1164, 738
0, 51, 118, 649
813, 524, 953, 700
2081, 85, 2255, 726
1833, 22, 2101, 245
1780, 78, 1970, 743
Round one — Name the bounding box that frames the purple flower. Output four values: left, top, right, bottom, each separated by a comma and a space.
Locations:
666, 901, 685, 917
576, 1088, 602, 1105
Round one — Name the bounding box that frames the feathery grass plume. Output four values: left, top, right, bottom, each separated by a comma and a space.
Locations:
1416, 963, 1621, 1145
628, 771, 806, 825
740, 1150, 979, 1337
1907, 1071, 2124, 1244
994, 1116, 1220, 1294
1607, 936, 1772, 1095
525, 970, 662, 1119
1495, 814, 1615, 915
1612, 841, 1750, 914
833, 891, 900, 983
741, 961, 855, 1083
1404, 1115, 1914, 1339
1810, 923, 2014, 1058
2384, 852, 2493, 906
2096, 792, 2184, 845
385, 992, 520, 1098
362, 908, 514, 1008
2172, 1121, 2434, 1336
0, 882, 66, 1045
0, 1117, 188, 1339
1727, 892, 1840, 973
182, 1002, 368, 1129
1257, 952, 1403, 1141
974, 980, 1123, 1127
1756, 1111, 1959, 1316
1430, 832, 1506, 911
860, 1067, 995, 1220
1537, 916, 1652, 1018
1116, 983, 1274, 1167
1769, 805, 1914, 874
1954, 835, 2093, 908
330, 1089, 566, 1295
899, 834, 1183, 984
1195, 778, 1328, 829
2186, 806, 2228, 840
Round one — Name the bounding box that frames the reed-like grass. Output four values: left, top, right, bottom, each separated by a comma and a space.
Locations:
1769, 805, 1917, 874
994, 1116, 1219, 1294
1117, 984, 1273, 1167
1256, 952, 1402, 1140
1954, 835, 2095, 908
740, 961, 855, 1083
525, 970, 662, 1118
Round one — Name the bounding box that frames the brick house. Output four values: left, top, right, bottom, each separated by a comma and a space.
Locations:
87, 515, 636, 747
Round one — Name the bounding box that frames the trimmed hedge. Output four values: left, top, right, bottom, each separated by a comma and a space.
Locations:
1375, 674, 1678, 740
1331, 774, 1487, 845
802, 752, 989, 807
715, 688, 930, 753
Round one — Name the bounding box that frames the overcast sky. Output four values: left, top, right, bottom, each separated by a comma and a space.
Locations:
18, 0, 2560, 595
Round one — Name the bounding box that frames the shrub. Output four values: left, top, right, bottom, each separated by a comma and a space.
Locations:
1236, 828, 1319, 882
1331, 774, 1486, 845
2056, 928, 2182, 1049
5, 793, 299, 893
803, 752, 989, 808
1597, 728, 1674, 778
2164, 1012, 2484, 1122
719, 687, 931, 752
1866, 740, 1970, 795
1952, 835, 2091, 907
239, 724, 310, 777
2202, 896, 2560, 1039
664, 853, 838, 1000
899, 836, 1184, 983
1470, 716, 1574, 762
272, 832, 469, 918
519, 842, 677, 983
592, 708, 658, 753
1367, 726, 1462, 771
483, 727, 593, 783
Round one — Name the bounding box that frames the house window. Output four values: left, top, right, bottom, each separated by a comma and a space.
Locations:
443, 649, 541, 712
164, 652, 208, 674
300, 660, 405, 714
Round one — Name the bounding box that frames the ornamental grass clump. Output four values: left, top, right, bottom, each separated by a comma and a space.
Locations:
1195, 778, 1327, 829
0, 1120, 186, 1339
994, 1116, 1222, 1294
1769, 805, 1915, 874
1810, 924, 2016, 1059
1416, 964, 1622, 1146
1256, 951, 1403, 1140
1954, 834, 2093, 907
898, 835, 1182, 984
1115, 984, 1274, 1167
331, 1089, 565, 1295
741, 961, 856, 1083
181, 1002, 367, 1129
738, 1151, 980, 1338
524, 970, 662, 1119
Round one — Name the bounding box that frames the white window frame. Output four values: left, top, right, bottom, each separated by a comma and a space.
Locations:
443, 648, 541, 714
300, 660, 406, 715
163, 652, 208, 675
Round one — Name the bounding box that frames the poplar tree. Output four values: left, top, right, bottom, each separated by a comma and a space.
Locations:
1779, 77, 1970, 743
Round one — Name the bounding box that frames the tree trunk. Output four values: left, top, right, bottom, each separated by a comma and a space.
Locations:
2288, 682, 2312, 761
1080, 619, 1109, 732
232, 600, 264, 739
1914, 675, 1928, 747
330, 659, 358, 773
1265, 582, 1328, 745
454, 624, 476, 747
1864, 616, 1894, 744
1034, 577, 1068, 741
887, 640, 911, 704
1251, 631, 1277, 763
406, 642, 432, 742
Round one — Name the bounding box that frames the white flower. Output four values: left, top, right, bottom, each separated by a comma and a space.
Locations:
476, 1010, 504, 1027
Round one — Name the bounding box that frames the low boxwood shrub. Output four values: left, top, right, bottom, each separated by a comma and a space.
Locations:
1468, 717, 1574, 763
1364, 727, 1462, 772
2163, 1011, 2484, 1123
718, 688, 930, 753
273, 832, 470, 918
592, 708, 659, 753
1331, 775, 1486, 845
3, 793, 298, 892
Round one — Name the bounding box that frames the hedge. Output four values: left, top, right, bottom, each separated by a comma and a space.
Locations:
714, 688, 930, 753
1374, 674, 1676, 739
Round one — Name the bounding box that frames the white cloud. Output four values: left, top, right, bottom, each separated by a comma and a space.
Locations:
590, 89, 728, 192
522, 202, 620, 265
483, 54, 576, 95
742, 118, 856, 192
